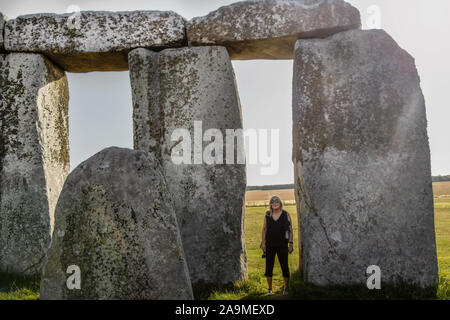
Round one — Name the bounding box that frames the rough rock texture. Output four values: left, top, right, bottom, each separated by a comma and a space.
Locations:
5, 11, 187, 72
292, 29, 438, 288
129, 46, 247, 285
0, 53, 69, 275
0, 13, 6, 52
187, 0, 361, 60
40, 147, 193, 300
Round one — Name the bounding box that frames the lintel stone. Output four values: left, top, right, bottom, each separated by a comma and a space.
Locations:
4, 11, 187, 72
187, 0, 361, 60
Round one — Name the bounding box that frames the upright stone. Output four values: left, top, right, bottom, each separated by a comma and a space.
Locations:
40, 147, 193, 300
0, 53, 69, 275
292, 29, 438, 289
0, 13, 6, 52
187, 0, 361, 60
5, 11, 186, 72
129, 46, 247, 285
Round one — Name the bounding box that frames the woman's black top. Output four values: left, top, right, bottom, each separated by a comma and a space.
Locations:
265, 210, 290, 248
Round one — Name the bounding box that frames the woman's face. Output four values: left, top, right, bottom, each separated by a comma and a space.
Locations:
271, 200, 281, 210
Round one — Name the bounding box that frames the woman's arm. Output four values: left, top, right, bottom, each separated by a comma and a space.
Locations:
261, 216, 267, 245
261, 214, 268, 252
287, 213, 293, 243
287, 213, 294, 253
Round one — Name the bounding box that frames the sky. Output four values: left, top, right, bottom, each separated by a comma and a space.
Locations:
1, 0, 449, 186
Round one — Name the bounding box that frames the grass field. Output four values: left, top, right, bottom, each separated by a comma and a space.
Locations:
435, 198, 450, 299
201, 201, 450, 300
433, 181, 450, 197
245, 189, 295, 206
0, 273, 40, 300
197, 205, 299, 300
245, 190, 296, 202
247, 181, 450, 206
1, 200, 450, 300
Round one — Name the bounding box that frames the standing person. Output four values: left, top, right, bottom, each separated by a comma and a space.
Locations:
261, 195, 294, 295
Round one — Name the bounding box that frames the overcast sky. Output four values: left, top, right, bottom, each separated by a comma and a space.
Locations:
2, 0, 449, 185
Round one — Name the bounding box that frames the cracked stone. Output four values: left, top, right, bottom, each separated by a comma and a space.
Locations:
292, 29, 438, 289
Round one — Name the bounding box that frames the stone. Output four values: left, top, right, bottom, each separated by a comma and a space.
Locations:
0, 13, 6, 52
40, 147, 193, 300
292, 29, 438, 289
0, 53, 69, 275
187, 0, 361, 60
129, 46, 247, 285
4, 11, 187, 72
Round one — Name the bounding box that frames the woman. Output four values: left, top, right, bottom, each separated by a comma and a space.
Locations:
261, 195, 293, 295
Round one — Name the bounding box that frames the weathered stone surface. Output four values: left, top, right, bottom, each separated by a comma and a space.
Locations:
5, 11, 187, 72
187, 0, 361, 60
40, 147, 193, 300
129, 46, 247, 285
0, 53, 69, 275
292, 29, 438, 288
0, 13, 6, 52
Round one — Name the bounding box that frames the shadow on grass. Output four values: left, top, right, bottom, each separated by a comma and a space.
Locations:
193, 281, 236, 300
1, 271, 446, 301
190, 276, 276, 300
437, 277, 450, 300
0, 272, 40, 300
287, 270, 438, 300
194, 270, 442, 300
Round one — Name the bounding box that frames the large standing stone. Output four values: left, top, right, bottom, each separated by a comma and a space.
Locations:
0, 53, 69, 275
292, 29, 438, 289
187, 0, 361, 60
129, 46, 247, 285
0, 13, 6, 52
5, 11, 186, 72
40, 147, 193, 300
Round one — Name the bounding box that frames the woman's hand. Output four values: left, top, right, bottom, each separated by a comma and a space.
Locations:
261, 242, 266, 253
288, 243, 293, 254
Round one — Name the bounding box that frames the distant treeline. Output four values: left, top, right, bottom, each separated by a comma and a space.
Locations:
433, 175, 450, 182
246, 184, 294, 191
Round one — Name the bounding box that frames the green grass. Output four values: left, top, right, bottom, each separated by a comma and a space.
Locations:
435, 198, 450, 299
0, 273, 40, 300
195, 205, 299, 300
1, 201, 450, 300
200, 202, 450, 300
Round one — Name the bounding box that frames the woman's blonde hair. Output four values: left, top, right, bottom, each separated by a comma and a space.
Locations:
268, 195, 283, 216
